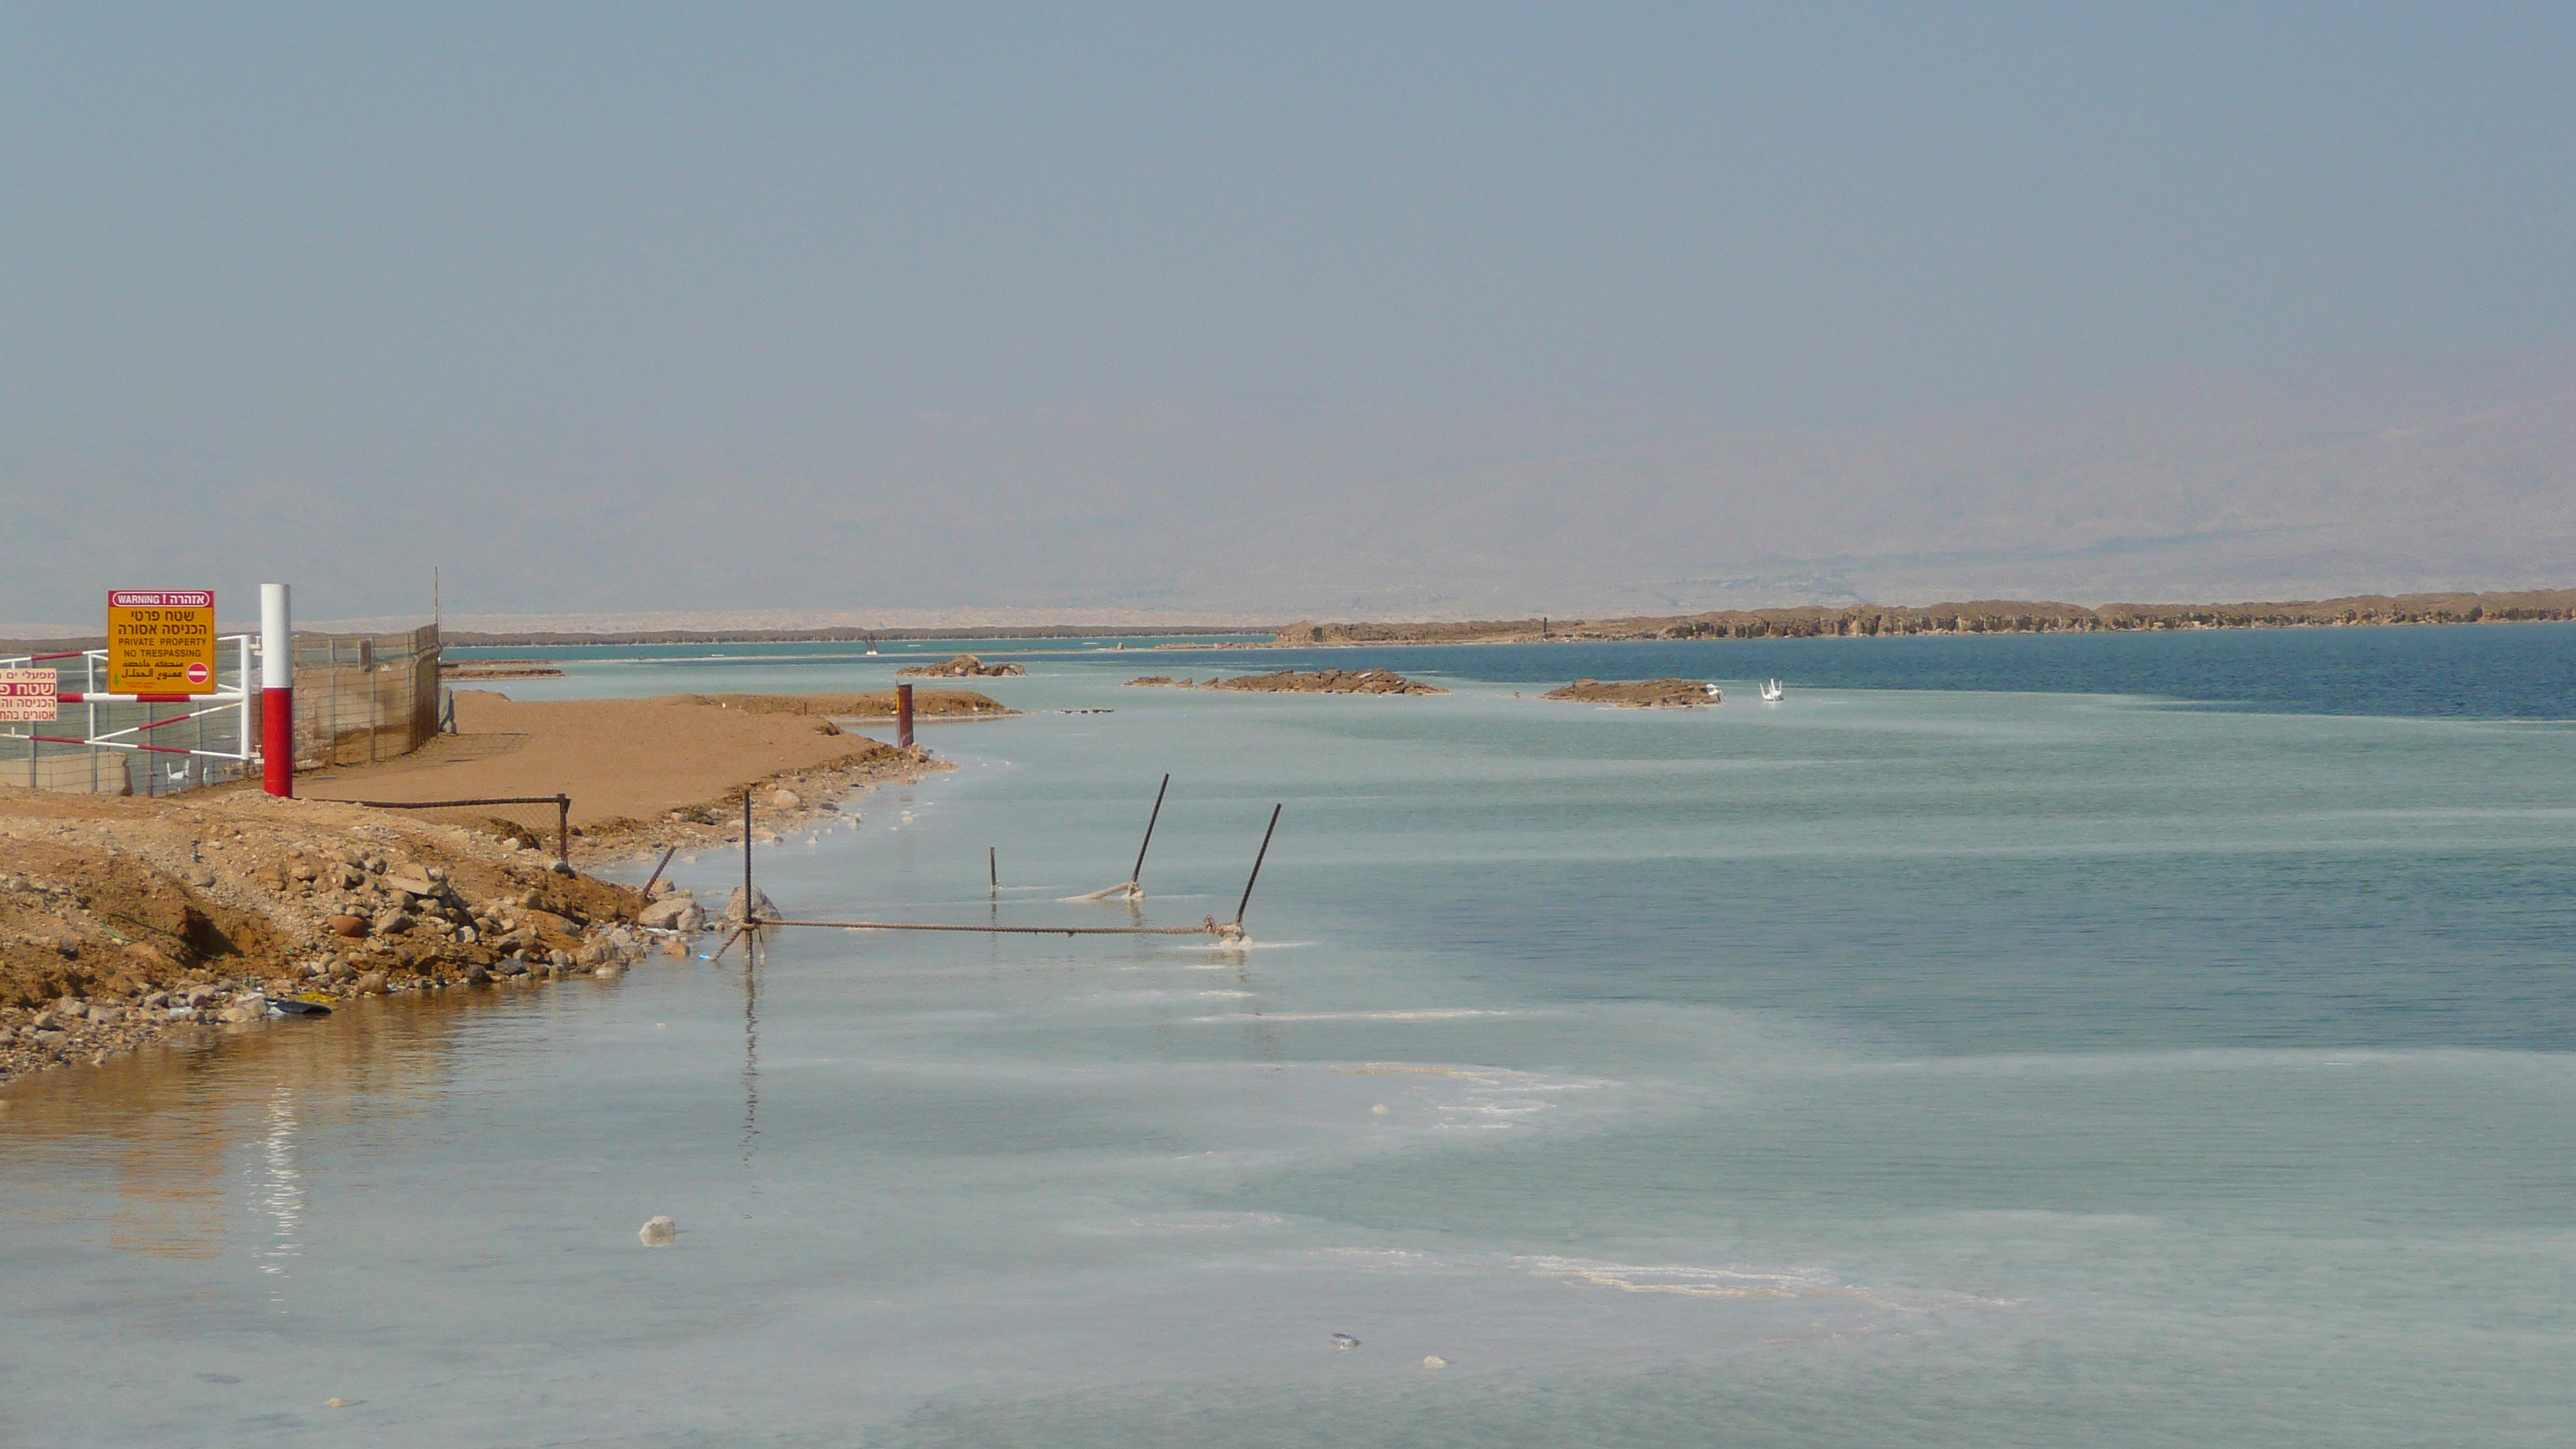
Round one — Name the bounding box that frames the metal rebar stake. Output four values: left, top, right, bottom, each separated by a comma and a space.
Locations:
1235, 803, 1281, 927
1128, 772, 1170, 892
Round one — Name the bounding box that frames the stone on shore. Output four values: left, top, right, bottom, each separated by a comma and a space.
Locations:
636, 897, 704, 930
724, 886, 783, 923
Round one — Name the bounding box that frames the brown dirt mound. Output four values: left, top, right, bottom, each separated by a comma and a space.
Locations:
1, 784, 664, 1081
1, 844, 287, 1009
1541, 679, 1719, 707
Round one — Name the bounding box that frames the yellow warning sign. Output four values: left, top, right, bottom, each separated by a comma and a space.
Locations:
0, 669, 57, 721
106, 590, 218, 694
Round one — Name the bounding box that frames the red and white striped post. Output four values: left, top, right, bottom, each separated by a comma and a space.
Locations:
261, 583, 293, 797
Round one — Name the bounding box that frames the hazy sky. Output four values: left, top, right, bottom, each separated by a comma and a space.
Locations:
5, 4, 2571, 627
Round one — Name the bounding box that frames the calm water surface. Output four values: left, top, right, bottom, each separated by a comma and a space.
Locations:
7, 627, 2574, 1446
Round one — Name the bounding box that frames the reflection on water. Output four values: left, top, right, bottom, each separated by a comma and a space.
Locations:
253, 1085, 301, 1307
6, 995, 481, 1266
741, 937, 760, 1190
106, 1083, 231, 1261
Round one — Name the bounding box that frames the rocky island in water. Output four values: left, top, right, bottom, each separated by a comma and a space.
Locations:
1541, 679, 1719, 707
896, 653, 1026, 678
1126, 669, 1445, 695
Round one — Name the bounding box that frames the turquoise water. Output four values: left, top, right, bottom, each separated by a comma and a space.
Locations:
6, 632, 2574, 1445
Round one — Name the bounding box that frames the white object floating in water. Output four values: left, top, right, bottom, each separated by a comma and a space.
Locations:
1423, 1356, 1447, 1369
1760, 678, 1784, 702
325, 1397, 350, 1408
639, 1215, 677, 1246
1369, 1103, 1389, 1115
1331, 1333, 1360, 1351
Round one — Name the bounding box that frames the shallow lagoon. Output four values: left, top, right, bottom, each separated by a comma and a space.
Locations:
7, 629, 2574, 1445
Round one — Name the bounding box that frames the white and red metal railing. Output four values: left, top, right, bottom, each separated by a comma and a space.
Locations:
2, 633, 258, 789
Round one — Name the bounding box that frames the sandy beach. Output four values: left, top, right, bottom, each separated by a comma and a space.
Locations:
295, 689, 992, 854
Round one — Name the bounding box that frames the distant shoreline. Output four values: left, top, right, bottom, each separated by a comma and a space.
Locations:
1269, 588, 2576, 646
9, 588, 2572, 658
362, 585, 2576, 649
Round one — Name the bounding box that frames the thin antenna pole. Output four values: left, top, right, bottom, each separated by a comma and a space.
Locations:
1128, 772, 1170, 888
1233, 803, 1281, 927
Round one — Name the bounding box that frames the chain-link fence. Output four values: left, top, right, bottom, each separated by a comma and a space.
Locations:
292, 625, 442, 768
0, 625, 443, 795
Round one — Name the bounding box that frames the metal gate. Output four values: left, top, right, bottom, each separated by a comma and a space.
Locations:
0, 637, 256, 794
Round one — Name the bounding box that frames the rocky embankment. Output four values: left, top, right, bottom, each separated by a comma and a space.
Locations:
1540, 679, 1719, 707
1126, 669, 1445, 695
0, 792, 661, 1083
0, 756, 920, 1085
1274, 587, 2576, 645
895, 653, 1026, 678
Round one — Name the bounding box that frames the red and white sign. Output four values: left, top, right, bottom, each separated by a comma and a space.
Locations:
108, 591, 214, 609
0, 668, 58, 721
185, 660, 212, 685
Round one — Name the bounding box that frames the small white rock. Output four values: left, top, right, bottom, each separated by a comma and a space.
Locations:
1369, 1103, 1389, 1115
1423, 1355, 1447, 1369
639, 1215, 677, 1246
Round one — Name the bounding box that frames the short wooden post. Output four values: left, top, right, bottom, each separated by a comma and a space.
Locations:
896, 683, 915, 748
